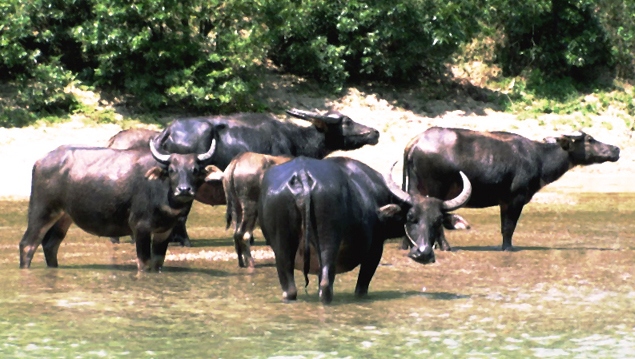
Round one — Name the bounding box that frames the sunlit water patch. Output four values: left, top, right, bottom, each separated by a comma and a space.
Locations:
0, 194, 634, 357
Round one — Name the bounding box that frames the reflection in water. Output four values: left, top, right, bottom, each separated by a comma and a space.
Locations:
0, 194, 634, 357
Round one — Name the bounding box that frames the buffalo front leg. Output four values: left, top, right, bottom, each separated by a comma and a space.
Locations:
150, 231, 172, 272
168, 216, 192, 247
134, 228, 153, 271
499, 202, 525, 251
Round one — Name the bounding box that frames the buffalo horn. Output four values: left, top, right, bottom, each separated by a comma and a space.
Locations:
149, 138, 170, 165
286, 108, 341, 124
384, 161, 412, 204
562, 130, 585, 139
196, 139, 216, 162
442, 171, 472, 211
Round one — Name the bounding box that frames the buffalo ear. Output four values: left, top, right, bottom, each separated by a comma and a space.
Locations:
443, 213, 471, 230
377, 204, 403, 221
309, 118, 329, 133
204, 165, 224, 182
145, 167, 167, 181
556, 136, 574, 151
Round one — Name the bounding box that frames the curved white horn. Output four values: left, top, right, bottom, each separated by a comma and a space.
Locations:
197, 139, 216, 162
149, 138, 170, 164
442, 171, 472, 211
384, 161, 412, 204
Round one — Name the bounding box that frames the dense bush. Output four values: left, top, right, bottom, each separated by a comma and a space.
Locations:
0, 0, 268, 119
76, 0, 268, 111
1, 0, 634, 126
484, 0, 613, 82
264, 0, 479, 89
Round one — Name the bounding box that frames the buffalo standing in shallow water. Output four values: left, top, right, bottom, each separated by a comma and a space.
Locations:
107, 109, 380, 246
19, 140, 216, 271
259, 156, 472, 304
402, 128, 620, 251
222, 152, 293, 268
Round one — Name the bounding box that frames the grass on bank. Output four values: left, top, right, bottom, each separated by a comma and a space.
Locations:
1, 67, 635, 132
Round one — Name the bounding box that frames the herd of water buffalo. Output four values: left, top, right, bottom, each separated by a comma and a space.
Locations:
18, 108, 620, 303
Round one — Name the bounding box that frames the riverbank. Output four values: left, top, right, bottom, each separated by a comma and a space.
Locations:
1, 90, 633, 200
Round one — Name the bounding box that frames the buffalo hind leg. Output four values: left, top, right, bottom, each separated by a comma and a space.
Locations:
234, 202, 258, 268
499, 202, 525, 251
271, 234, 299, 302
41, 214, 73, 267
355, 240, 384, 297
19, 209, 64, 268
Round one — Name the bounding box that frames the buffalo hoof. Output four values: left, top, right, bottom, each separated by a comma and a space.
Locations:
171, 236, 191, 247
110, 237, 121, 244
502, 245, 514, 252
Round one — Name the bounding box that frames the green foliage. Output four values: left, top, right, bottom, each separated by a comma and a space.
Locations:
75, 0, 268, 111
1, 0, 635, 127
0, 0, 80, 116
484, 0, 613, 81
264, 0, 479, 90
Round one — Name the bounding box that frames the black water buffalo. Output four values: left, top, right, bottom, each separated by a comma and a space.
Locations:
108, 109, 380, 246
107, 128, 159, 150
258, 156, 472, 304
19, 139, 216, 271
402, 127, 620, 251
223, 152, 293, 268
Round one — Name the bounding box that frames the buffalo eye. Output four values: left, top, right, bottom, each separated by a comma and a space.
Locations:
191, 167, 199, 176
168, 167, 176, 174
407, 213, 418, 224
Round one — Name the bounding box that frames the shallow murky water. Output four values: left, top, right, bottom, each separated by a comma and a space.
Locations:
1, 193, 634, 358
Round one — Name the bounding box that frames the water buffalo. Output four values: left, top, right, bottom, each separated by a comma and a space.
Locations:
108, 109, 380, 246
107, 128, 159, 150
19, 139, 216, 271
223, 152, 293, 268
402, 127, 620, 251
258, 156, 472, 304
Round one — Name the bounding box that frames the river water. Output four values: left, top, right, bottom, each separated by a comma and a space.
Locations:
1, 193, 634, 358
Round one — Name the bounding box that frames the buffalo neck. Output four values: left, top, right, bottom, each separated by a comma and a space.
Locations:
294, 126, 332, 159
538, 142, 573, 186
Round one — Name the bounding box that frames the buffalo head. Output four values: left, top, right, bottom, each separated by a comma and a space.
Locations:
545, 131, 620, 165
147, 138, 217, 202
286, 108, 380, 150
382, 162, 472, 264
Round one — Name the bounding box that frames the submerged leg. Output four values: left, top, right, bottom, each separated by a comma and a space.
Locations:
150, 231, 172, 272
41, 214, 73, 267
499, 202, 525, 251
355, 240, 384, 297
134, 227, 153, 271
19, 208, 64, 269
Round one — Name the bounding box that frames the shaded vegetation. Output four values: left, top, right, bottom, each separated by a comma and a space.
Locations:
1, 0, 634, 126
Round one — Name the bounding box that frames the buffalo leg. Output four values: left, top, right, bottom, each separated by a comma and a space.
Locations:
134, 228, 153, 271
318, 251, 338, 304
355, 240, 384, 297
150, 231, 171, 272
19, 208, 64, 268
168, 210, 192, 247
41, 214, 73, 267
232, 200, 248, 268
499, 202, 525, 251
234, 201, 257, 268
271, 233, 299, 302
